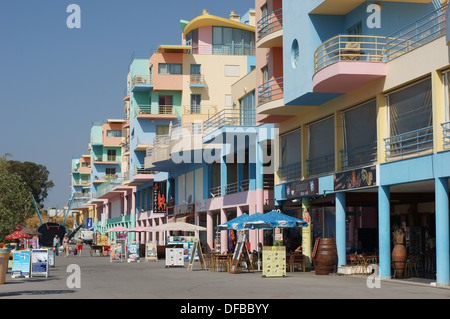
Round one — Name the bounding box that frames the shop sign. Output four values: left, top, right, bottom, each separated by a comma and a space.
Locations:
334, 165, 376, 191
284, 178, 318, 199
174, 204, 194, 216
153, 181, 167, 214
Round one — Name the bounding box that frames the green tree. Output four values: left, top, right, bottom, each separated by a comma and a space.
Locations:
6, 159, 54, 209
0, 155, 33, 240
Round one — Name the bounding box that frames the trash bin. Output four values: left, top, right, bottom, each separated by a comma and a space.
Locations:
0, 248, 11, 285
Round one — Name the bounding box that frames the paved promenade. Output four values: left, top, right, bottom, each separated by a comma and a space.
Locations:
1, 249, 449, 301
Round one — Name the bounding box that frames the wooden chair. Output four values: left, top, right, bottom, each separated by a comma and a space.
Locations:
290, 253, 305, 272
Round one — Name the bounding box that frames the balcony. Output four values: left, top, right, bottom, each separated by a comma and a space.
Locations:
306, 153, 335, 177
257, 8, 283, 48
123, 88, 130, 102
188, 44, 255, 56
131, 75, 153, 92
189, 75, 206, 88
278, 162, 302, 184
203, 108, 256, 137
135, 136, 153, 152
385, 126, 433, 162
258, 77, 284, 105
386, 5, 447, 61
340, 141, 377, 171
134, 105, 179, 120
442, 122, 450, 150
313, 35, 387, 93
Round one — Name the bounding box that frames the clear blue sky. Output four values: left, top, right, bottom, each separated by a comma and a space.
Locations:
0, 0, 254, 210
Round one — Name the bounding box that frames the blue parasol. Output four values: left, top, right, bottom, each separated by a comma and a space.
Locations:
260, 210, 308, 228
215, 213, 250, 231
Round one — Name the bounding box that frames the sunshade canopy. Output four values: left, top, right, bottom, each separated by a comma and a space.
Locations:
105, 226, 130, 233
146, 222, 207, 232
216, 213, 250, 231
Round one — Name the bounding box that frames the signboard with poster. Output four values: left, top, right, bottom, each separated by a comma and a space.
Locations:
127, 243, 140, 263
334, 165, 376, 191
31, 249, 49, 278
262, 246, 286, 277
11, 250, 31, 278
153, 181, 167, 214
284, 178, 318, 199
145, 242, 158, 261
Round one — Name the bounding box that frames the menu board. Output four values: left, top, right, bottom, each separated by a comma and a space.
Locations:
31, 249, 49, 277
12, 250, 31, 278
165, 248, 184, 267
110, 243, 123, 262
127, 244, 140, 263
145, 243, 158, 261
262, 246, 286, 277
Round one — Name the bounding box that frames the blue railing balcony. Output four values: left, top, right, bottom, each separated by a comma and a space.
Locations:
257, 8, 283, 40
341, 141, 377, 170
258, 77, 284, 106
278, 162, 302, 183
306, 153, 335, 177
203, 108, 256, 136
384, 126, 433, 161
387, 4, 447, 60
441, 122, 450, 149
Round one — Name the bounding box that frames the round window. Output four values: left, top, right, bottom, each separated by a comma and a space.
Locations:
291, 39, 299, 68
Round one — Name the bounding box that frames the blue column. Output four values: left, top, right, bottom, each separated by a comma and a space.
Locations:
335, 192, 346, 267
378, 186, 391, 279
255, 141, 264, 190
435, 177, 450, 286
221, 155, 227, 196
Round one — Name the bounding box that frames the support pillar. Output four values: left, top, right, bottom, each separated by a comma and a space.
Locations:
378, 186, 391, 279
435, 177, 450, 286
335, 192, 346, 267
221, 208, 228, 253
207, 210, 213, 252
301, 199, 312, 268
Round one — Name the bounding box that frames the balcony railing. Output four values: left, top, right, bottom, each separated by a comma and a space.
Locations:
258, 77, 284, 105
442, 122, 450, 149
384, 126, 433, 161
183, 105, 218, 115
209, 185, 222, 198
189, 75, 205, 86
387, 4, 447, 60
203, 108, 256, 136
278, 162, 302, 183
135, 165, 155, 175
306, 153, 335, 177
131, 75, 152, 87
314, 35, 387, 73
341, 141, 377, 171
188, 44, 255, 56
257, 8, 283, 40
134, 105, 178, 117
153, 134, 171, 148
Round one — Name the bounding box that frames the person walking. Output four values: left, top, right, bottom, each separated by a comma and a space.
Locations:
53, 235, 60, 256
63, 234, 70, 257
76, 236, 83, 257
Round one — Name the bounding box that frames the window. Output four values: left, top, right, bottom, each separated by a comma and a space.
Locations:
190, 94, 201, 114
308, 117, 335, 176
106, 168, 116, 177
225, 65, 240, 77
341, 99, 377, 169
106, 130, 122, 137
107, 149, 116, 162
158, 63, 182, 75
291, 39, 299, 68
262, 66, 269, 84
156, 125, 170, 136
239, 91, 255, 126
159, 95, 173, 114
190, 64, 201, 75
279, 129, 302, 182
212, 26, 254, 55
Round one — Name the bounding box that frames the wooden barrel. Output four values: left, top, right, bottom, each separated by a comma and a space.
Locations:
314, 238, 337, 275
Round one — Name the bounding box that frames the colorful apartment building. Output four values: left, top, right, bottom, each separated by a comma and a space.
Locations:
256, 0, 450, 285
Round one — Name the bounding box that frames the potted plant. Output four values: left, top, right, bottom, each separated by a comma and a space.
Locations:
391, 226, 407, 278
